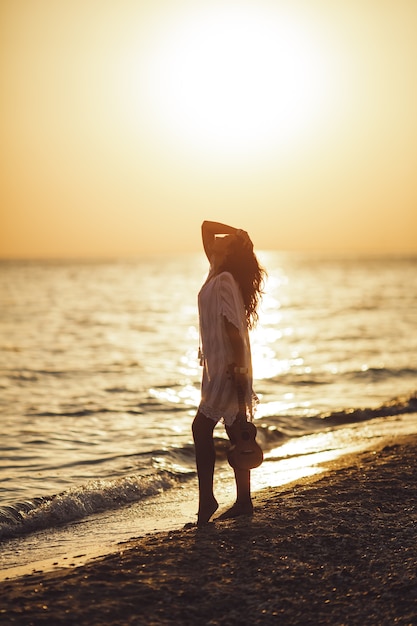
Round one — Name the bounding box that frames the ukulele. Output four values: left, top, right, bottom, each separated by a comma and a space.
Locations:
227, 383, 263, 471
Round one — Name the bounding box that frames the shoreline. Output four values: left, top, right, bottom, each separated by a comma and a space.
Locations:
2, 412, 416, 581
1, 434, 417, 625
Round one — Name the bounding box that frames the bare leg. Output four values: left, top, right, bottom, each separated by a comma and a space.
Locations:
217, 422, 253, 520
192, 411, 219, 525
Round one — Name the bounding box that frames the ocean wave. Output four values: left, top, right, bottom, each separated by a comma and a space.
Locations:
0, 470, 194, 541
27, 404, 187, 419
1, 392, 415, 542
27, 408, 116, 418
267, 366, 417, 387
266, 373, 332, 386
5, 368, 69, 381
346, 366, 417, 382
257, 392, 417, 443
319, 392, 417, 427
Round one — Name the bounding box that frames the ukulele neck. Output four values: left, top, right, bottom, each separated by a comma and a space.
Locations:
236, 384, 247, 421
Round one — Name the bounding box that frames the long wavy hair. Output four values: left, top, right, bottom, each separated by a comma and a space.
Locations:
218, 236, 266, 329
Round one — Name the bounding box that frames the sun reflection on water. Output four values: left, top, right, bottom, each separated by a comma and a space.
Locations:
149, 384, 200, 408
250, 413, 417, 493
250, 430, 356, 491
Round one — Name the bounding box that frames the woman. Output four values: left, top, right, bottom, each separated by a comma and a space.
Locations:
192, 220, 266, 525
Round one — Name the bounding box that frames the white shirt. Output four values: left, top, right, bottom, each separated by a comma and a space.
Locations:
198, 271, 257, 425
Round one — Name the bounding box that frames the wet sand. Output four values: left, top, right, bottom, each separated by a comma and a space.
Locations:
1, 434, 416, 625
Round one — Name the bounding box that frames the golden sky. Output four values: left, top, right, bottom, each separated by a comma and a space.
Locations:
1, 0, 416, 258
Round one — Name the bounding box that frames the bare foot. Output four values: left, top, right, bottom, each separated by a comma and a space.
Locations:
197, 497, 219, 526
216, 501, 253, 521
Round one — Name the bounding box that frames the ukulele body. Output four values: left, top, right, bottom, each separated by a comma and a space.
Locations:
227, 419, 263, 471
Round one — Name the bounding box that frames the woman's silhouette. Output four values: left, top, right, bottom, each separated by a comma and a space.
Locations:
192, 220, 266, 525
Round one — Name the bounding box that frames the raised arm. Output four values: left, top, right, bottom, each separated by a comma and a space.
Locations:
201, 221, 238, 262
202, 220, 253, 262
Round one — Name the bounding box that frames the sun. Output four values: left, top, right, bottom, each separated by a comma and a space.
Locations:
136, 4, 331, 162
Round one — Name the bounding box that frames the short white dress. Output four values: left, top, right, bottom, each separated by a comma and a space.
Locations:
198, 270, 258, 426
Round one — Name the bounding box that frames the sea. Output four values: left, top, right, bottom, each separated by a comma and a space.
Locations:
1, 252, 416, 576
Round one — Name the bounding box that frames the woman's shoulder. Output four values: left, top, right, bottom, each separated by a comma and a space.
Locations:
215, 270, 235, 283
214, 271, 240, 294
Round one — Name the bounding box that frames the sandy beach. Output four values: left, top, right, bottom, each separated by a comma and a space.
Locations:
1, 434, 416, 625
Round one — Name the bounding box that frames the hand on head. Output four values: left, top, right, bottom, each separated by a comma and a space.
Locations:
235, 229, 253, 251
